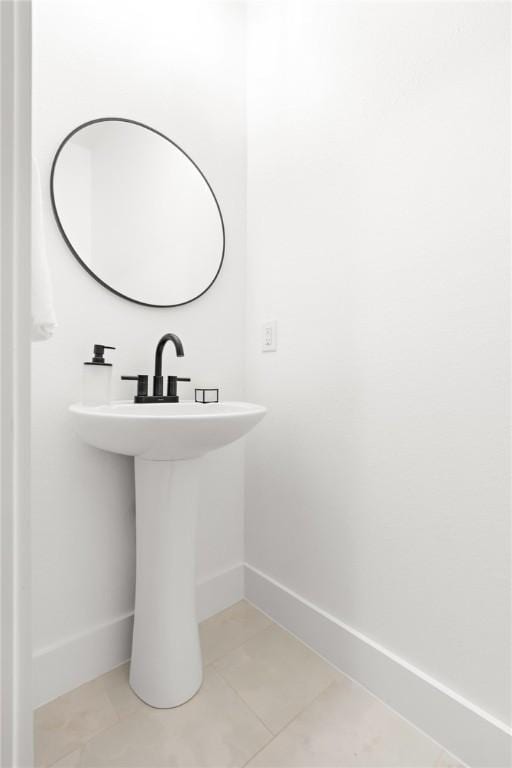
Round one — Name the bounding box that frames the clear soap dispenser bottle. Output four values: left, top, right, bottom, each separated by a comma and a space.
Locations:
82, 344, 116, 405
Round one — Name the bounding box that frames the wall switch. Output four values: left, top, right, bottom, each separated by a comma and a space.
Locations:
262, 321, 277, 352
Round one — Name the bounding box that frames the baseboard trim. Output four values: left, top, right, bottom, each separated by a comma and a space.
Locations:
33, 563, 244, 708
245, 563, 511, 768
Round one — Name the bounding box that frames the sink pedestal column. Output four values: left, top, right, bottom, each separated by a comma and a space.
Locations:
130, 456, 203, 708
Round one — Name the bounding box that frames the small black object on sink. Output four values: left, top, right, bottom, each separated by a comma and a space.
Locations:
195, 388, 219, 404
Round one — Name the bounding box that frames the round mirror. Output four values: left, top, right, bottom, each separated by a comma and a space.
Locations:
50, 118, 225, 308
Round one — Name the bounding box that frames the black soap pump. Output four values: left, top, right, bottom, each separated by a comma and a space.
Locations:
82, 344, 116, 405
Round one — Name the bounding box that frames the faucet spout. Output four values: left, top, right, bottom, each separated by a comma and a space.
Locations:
155, 333, 184, 378
153, 333, 185, 397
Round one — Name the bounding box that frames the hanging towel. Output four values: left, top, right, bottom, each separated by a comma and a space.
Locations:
32, 159, 57, 341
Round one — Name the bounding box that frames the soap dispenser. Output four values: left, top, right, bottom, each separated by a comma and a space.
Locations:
82, 344, 116, 405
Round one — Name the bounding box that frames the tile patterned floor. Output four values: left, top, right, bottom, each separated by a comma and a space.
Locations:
35, 601, 463, 768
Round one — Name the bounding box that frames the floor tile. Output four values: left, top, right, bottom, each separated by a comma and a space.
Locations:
214, 623, 338, 734
35, 679, 118, 767
78, 667, 272, 767
247, 677, 443, 767
200, 600, 272, 665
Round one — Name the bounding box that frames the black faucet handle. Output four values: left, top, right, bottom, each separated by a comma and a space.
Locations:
121, 375, 148, 398
166, 376, 191, 398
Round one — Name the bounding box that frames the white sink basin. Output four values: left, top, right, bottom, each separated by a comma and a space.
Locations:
69, 400, 266, 460
69, 398, 266, 709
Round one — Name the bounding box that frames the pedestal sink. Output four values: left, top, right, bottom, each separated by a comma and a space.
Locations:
69, 400, 266, 708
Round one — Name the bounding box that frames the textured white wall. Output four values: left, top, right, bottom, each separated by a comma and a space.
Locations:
32, 0, 246, 654
245, 0, 510, 725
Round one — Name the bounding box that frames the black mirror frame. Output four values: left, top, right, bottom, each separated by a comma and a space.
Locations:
50, 117, 226, 309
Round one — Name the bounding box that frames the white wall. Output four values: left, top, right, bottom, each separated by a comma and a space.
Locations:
245, 0, 510, 748
32, 0, 246, 701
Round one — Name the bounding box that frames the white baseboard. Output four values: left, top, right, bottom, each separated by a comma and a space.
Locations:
33, 563, 244, 708
245, 564, 511, 768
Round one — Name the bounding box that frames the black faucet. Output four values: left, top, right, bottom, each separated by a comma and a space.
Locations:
153, 333, 184, 397
121, 333, 190, 403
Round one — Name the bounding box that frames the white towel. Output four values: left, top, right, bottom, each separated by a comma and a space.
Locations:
32, 160, 57, 341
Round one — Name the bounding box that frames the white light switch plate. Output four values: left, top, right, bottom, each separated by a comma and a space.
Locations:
262, 321, 277, 352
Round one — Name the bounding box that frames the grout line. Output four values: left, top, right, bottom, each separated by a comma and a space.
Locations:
212, 667, 274, 739
240, 736, 274, 768
243, 596, 343, 681
238, 679, 344, 768
38, 687, 121, 767
201, 600, 274, 666
46, 746, 81, 768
